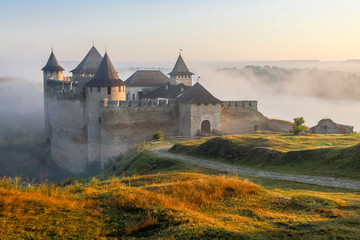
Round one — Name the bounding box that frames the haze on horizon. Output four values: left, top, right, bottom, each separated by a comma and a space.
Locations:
1, 0, 360, 132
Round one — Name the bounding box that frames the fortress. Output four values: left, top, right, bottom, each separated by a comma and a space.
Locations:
42, 46, 292, 173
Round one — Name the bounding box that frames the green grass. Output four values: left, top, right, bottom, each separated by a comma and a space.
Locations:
169, 131, 360, 180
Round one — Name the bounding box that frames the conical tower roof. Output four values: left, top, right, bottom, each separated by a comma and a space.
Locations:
41, 51, 64, 71
71, 46, 102, 74
168, 54, 194, 76
176, 82, 221, 104
85, 53, 126, 87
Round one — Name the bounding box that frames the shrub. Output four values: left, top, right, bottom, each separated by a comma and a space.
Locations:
152, 131, 164, 141
292, 117, 307, 135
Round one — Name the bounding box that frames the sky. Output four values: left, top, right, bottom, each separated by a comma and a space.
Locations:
1, 0, 360, 64
1, 0, 360, 131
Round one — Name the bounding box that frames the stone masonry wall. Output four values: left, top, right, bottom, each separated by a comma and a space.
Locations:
190, 103, 221, 136
99, 100, 178, 164
46, 80, 88, 173
221, 101, 292, 134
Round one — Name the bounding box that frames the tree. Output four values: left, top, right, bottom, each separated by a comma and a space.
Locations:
152, 130, 164, 141
292, 117, 307, 135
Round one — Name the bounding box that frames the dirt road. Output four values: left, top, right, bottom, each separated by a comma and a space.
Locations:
152, 147, 360, 191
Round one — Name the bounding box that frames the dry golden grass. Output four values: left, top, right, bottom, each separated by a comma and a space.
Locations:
1, 173, 360, 239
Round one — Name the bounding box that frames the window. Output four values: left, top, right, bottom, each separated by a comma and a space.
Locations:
118, 86, 121, 92
132, 93, 136, 100
205, 103, 208, 106
99, 117, 101, 124
108, 87, 111, 95
97, 87, 101, 92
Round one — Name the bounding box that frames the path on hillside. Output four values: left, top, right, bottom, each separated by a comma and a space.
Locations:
151, 145, 360, 191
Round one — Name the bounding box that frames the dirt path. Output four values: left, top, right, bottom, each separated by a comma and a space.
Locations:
152, 146, 360, 191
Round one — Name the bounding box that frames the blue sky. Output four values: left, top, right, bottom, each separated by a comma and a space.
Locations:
1, 0, 360, 63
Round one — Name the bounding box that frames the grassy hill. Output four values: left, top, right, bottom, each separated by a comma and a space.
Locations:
1, 172, 360, 239
2, 131, 360, 239
170, 131, 360, 180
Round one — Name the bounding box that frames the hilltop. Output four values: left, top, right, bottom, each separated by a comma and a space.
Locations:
170, 131, 360, 180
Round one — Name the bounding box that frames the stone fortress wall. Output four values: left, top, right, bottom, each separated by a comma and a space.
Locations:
42, 48, 293, 174
45, 80, 88, 173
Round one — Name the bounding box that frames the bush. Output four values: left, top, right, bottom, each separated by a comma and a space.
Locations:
292, 117, 307, 135
152, 131, 164, 141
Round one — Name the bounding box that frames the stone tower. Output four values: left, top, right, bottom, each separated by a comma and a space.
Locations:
85, 52, 126, 166
169, 53, 194, 86
177, 82, 222, 136
70, 46, 102, 81
42, 50, 64, 142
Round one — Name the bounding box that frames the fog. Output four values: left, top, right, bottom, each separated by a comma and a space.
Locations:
1, 59, 360, 179
193, 64, 360, 131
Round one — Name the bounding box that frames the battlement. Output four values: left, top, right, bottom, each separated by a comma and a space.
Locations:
221, 101, 258, 111
101, 99, 176, 109
46, 79, 84, 99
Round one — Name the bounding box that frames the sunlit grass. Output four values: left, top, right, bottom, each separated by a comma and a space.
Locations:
1, 173, 360, 239
180, 131, 360, 152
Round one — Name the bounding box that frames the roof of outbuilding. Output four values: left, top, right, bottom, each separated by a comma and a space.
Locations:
71, 46, 102, 73
85, 53, 126, 87
41, 51, 64, 71
176, 82, 221, 104
125, 70, 170, 86
168, 54, 194, 76
143, 83, 190, 99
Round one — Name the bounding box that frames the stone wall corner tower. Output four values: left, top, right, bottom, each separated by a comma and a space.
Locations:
168, 53, 194, 86
85, 52, 126, 166
42, 50, 64, 142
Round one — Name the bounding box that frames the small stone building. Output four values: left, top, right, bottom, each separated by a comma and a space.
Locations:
309, 119, 353, 134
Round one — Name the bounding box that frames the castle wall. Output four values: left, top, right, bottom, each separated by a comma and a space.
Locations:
45, 80, 88, 173
178, 102, 191, 136
190, 103, 221, 136
99, 100, 178, 164
221, 101, 292, 134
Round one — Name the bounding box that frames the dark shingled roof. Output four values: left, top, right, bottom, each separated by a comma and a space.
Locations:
143, 83, 190, 99
176, 82, 221, 104
85, 53, 126, 87
71, 46, 102, 74
41, 51, 64, 71
168, 54, 194, 76
125, 70, 170, 86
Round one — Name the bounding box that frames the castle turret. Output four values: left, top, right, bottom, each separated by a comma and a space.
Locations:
85, 52, 126, 166
42, 50, 64, 81
168, 53, 194, 86
71, 46, 102, 82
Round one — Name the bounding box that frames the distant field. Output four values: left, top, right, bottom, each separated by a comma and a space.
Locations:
1, 172, 360, 239
169, 131, 360, 180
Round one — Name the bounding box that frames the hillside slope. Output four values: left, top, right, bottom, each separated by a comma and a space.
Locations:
170, 132, 360, 179
1, 173, 360, 239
